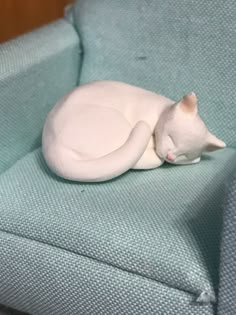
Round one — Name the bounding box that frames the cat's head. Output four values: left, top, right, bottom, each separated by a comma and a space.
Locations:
155, 92, 226, 165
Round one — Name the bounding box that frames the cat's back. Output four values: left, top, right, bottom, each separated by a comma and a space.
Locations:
72, 80, 168, 107
62, 80, 173, 122
44, 80, 174, 136
64, 80, 155, 108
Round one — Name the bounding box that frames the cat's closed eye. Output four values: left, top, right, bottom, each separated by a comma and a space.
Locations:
168, 135, 176, 146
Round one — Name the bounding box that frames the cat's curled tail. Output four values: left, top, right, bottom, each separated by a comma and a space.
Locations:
42, 121, 151, 182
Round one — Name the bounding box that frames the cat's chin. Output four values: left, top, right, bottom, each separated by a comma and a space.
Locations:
166, 157, 201, 165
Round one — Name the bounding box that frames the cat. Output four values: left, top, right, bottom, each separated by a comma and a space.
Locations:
42, 80, 225, 182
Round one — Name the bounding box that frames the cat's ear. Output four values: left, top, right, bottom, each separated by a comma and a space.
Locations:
205, 132, 226, 152
178, 92, 198, 114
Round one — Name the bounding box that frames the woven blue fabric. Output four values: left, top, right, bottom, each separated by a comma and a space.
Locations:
0, 0, 236, 313
0, 231, 215, 315
74, 0, 236, 148
0, 19, 80, 174
0, 147, 236, 314
218, 173, 236, 315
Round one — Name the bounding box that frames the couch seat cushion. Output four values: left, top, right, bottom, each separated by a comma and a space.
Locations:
0, 148, 236, 302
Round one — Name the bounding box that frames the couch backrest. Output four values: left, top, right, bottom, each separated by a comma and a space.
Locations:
74, 0, 236, 147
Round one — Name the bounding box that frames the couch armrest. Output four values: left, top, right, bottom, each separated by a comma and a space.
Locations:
0, 19, 81, 174
218, 172, 236, 314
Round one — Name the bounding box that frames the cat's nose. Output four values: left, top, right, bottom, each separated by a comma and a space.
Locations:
166, 153, 175, 162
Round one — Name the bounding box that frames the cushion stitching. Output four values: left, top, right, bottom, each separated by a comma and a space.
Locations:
0, 228, 214, 305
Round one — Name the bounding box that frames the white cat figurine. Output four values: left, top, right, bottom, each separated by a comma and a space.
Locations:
42, 80, 225, 182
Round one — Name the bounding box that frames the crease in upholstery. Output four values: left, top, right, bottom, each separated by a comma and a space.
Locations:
0, 228, 215, 305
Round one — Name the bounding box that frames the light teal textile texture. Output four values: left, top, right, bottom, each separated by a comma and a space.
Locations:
1, 1, 236, 313
0, 147, 236, 312
0, 232, 215, 315
218, 172, 236, 315
0, 19, 80, 174
74, 0, 236, 148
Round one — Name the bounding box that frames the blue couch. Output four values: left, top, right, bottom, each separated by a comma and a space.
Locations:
0, 1, 235, 314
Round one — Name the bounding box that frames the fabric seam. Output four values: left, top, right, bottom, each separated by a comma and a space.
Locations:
0, 228, 214, 305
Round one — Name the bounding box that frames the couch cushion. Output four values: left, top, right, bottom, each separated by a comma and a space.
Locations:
0, 20, 80, 174
0, 148, 236, 303
74, 0, 236, 147
0, 232, 215, 315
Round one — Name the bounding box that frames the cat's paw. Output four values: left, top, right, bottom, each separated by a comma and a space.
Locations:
132, 149, 164, 170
